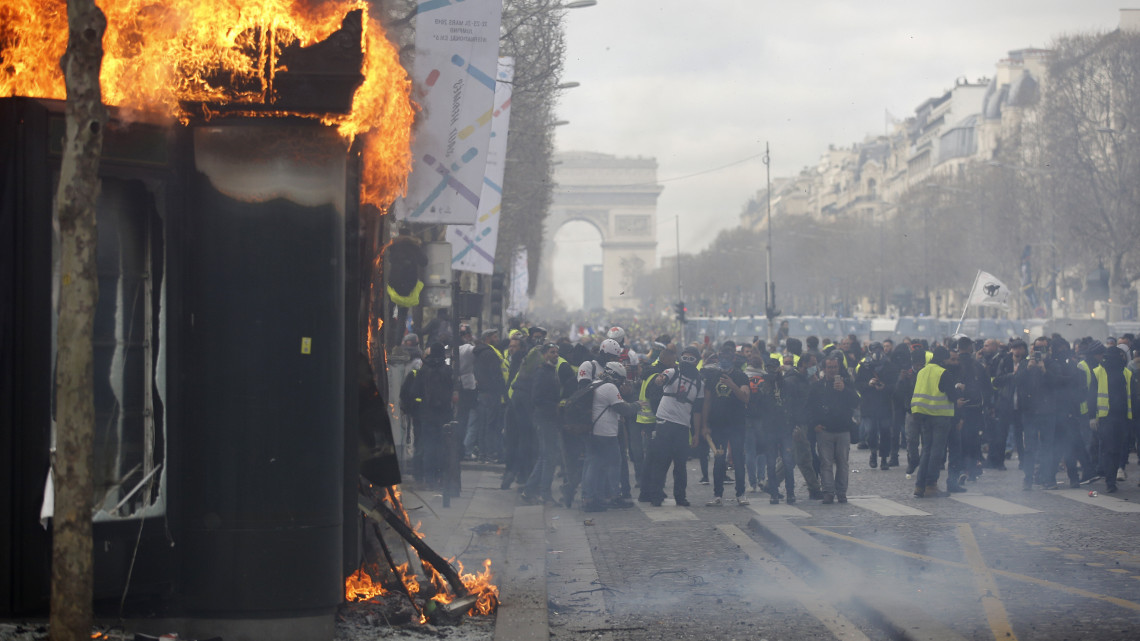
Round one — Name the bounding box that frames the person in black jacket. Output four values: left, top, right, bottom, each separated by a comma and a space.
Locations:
994, 338, 1065, 490
521, 344, 571, 503
1050, 337, 1093, 487
809, 353, 860, 504
950, 337, 988, 488
896, 346, 924, 476
754, 354, 802, 504
989, 341, 1025, 470
855, 342, 898, 470
410, 343, 454, 488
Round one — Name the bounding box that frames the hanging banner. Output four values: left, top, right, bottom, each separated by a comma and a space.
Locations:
445, 57, 513, 274
394, 0, 504, 224
506, 247, 529, 318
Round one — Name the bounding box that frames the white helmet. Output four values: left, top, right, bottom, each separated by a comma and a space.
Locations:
606, 326, 626, 343
603, 361, 627, 381
600, 338, 622, 356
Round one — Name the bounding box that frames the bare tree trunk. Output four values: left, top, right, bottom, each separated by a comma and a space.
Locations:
50, 1, 106, 640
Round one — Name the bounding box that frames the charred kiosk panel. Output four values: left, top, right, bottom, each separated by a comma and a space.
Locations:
181, 125, 345, 615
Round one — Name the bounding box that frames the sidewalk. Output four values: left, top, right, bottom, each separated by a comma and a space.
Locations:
400, 462, 547, 641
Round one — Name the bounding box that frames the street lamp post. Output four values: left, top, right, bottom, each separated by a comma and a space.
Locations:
763, 142, 777, 346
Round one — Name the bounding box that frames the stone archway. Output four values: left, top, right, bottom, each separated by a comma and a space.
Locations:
536, 151, 663, 311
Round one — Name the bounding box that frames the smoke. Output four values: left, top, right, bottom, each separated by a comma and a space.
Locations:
193, 125, 348, 213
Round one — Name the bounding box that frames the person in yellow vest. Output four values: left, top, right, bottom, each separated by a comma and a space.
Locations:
634, 347, 675, 494
1078, 339, 1108, 483
911, 346, 960, 498
1097, 344, 1134, 493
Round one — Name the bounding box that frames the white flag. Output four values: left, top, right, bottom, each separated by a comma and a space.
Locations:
968, 271, 1012, 309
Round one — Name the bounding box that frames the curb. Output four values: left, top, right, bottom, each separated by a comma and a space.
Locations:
492, 505, 548, 641
747, 516, 967, 641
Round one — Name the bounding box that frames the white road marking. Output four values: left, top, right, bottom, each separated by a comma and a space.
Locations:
1053, 488, 1140, 513
744, 500, 813, 518
847, 496, 931, 516
950, 493, 1042, 515
634, 498, 698, 521
717, 524, 873, 641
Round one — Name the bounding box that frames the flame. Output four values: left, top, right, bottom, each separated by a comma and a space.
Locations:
345, 487, 499, 619
0, 0, 412, 207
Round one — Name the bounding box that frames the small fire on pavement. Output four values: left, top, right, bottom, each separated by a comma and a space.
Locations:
346, 488, 499, 621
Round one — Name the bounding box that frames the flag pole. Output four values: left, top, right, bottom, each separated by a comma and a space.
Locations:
955, 269, 981, 335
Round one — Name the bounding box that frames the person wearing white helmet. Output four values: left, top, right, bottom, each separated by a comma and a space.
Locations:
582, 362, 642, 512
578, 338, 622, 382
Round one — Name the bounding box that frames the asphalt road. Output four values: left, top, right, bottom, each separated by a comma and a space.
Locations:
539, 444, 1140, 641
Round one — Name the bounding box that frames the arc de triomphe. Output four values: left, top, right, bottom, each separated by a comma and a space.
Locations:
536, 151, 663, 311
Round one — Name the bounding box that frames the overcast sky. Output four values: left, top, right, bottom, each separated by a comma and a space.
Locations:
547, 1, 1128, 308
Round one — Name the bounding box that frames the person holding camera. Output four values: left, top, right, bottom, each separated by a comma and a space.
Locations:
994, 338, 1065, 490
810, 353, 860, 504
855, 342, 898, 471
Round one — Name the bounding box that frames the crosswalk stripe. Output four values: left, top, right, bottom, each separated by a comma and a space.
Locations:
717, 524, 872, 641
1053, 488, 1140, 513
634, 499, 698, 521
745, 501, 812, 518
951, 494, 1042, 515
847, 496, 931, 516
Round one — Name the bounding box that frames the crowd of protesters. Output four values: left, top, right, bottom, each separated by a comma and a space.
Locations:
397, 321, 1140, 511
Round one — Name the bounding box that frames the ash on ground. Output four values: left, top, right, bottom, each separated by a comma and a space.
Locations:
1, 603, 495, 641
336, 595, 494, 641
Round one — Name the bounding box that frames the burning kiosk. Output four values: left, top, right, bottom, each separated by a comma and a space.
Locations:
1, 1, 415, 639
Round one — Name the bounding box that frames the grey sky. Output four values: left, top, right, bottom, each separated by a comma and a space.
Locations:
547, 1, 1127, 309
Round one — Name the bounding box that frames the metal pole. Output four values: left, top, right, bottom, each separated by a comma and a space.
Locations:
764, 142, 774, 347
676, 216, 684, 345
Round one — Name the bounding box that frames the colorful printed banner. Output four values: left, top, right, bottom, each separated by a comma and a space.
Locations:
445, 57, 513, 274
506, 247, 529, 318
394, 0, 504, 224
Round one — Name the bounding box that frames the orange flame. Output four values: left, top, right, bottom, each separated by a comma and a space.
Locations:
344, 487, 499, 619
0, 0, 412, 207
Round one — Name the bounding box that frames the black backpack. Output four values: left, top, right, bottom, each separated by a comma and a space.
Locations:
420, 364, 453, 411
559, 380, 605, 435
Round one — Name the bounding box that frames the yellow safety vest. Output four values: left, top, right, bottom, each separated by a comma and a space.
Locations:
1095, 364, 1108, 418
1128, 369, 1134, 420
387, 280, 423, 307
911, 363, 954, 416
1096, 366, 1133, 419
490, 344, 509, 384
1078, 361, 1092, 415
637, 376, 657, 424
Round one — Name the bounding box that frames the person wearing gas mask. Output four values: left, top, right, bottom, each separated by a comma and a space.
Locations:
701, 341, 752, 506
639, 346, 705, 507
752, 354, 801, 504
